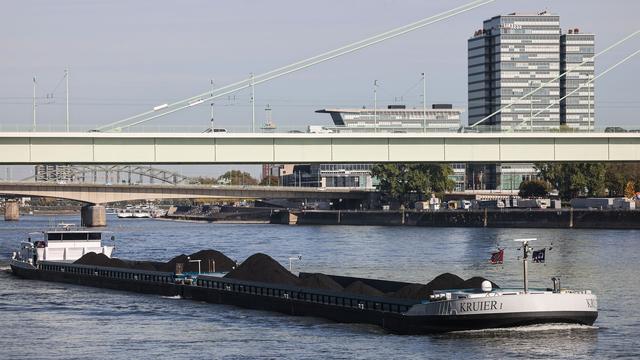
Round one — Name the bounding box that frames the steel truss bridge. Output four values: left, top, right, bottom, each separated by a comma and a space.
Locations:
25, 164, 193, 185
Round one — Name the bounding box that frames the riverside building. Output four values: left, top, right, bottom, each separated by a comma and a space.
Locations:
467, 12, 595, 190
312, 104, 466, 191
468, 11, 595, 131
316, 104, 463, 133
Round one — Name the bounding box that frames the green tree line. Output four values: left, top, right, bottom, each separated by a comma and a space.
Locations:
370, 163, 454, 207
521, 163, 640, 200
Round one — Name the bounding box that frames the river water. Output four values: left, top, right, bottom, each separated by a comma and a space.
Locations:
1, 215, 638, 359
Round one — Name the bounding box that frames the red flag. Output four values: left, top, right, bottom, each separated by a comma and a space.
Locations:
490, 249, 504, 264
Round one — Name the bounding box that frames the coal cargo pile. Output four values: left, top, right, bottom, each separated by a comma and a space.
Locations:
458, 277, 500, 290
387, 274, 500, 300
122, 260, 162, 271
424, 273, 465, 291
188, 249, 236, 272
164, 249, 235, 273
224, 253, 300, 286
386, 273, 464, 300
74, 252, 112, 267
299, 273, 344, 292
343, 280, 384, 297
386, 283, 432, 300
74, 252, 129, 269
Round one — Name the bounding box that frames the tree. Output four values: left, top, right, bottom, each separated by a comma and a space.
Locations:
189, 176, 217, 185
217, 170, 258, 186
259, 176, 279, 186
370, 163, 454, 207
624, 181, 636, 199
518, 179, 549, 198
535, 163, 606, 200
605, 163, 640, 196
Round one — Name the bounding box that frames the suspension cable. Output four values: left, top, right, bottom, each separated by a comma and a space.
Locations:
511, 47, 640, 131
94, 0, 494, 132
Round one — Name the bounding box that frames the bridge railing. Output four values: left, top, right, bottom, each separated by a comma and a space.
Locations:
4, 123, 640, 134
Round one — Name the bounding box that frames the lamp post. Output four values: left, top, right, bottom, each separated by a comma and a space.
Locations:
210, 79, 215, 132
288, 255, 302, 272
187, 256, 202, 274
250, 73, 255, 133
422, 72, 427, 133
32, 76, 37, 132
65, 67, 70, 132
373, 80, 378, 133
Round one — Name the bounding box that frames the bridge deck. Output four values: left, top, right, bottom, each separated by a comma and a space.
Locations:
0, 132, 639, 164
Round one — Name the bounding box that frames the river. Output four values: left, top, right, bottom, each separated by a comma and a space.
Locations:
1, 215, 638, 359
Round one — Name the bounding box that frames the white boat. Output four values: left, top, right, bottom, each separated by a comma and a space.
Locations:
391, 238, 598, 332
117, 205, 152, 218
10, 223, 114, 266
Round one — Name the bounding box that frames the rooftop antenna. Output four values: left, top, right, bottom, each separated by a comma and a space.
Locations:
514, 238, 537, 293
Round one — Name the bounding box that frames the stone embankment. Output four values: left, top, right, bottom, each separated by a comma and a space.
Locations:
271, 209, 640, 229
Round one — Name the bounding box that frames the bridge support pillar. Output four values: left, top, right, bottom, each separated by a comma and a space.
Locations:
4, 200, 19, 221
81, 205, 106, 227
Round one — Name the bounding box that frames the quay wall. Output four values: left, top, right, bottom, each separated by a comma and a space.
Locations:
271, 209, 640, 229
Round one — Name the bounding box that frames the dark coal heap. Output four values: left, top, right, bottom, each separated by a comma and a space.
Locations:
458, 276, 500, 290
224, 253, 300, 286
74, 252, 113, 267
74, 249, 235, 273
343, 280, 384, 297
164, 249, 236, 273
299, 273, 344, 292
387, 273, 500, 300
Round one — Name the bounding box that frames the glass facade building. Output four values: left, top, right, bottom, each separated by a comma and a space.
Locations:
468, 12, 594, 131
560, 31, 596, 131
316, 104, 462, 133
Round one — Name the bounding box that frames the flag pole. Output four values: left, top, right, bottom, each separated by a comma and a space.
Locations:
514, 238, 536, 294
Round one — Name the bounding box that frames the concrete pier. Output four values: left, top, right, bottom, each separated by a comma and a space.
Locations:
4, 200, 19, 221
81, 205, 106, 227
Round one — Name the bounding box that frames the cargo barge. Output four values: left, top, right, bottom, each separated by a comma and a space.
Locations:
10, 226, 598, 334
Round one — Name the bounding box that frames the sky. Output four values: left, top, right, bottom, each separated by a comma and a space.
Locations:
2, 0, 640, 178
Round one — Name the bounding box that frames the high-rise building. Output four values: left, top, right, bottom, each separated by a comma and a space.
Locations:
468, 12, 595, 190
468, 12, 594, 131
468, 12, 562, 130
560, 29, 595, 130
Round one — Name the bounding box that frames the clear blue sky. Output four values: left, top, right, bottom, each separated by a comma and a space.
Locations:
2, 0, 639, 178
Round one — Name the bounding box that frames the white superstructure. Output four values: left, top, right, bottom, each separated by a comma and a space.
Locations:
12, 223, 113, 264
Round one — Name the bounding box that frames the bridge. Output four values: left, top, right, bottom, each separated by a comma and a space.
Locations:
0, 181, 372, 227
1, 131, 639, 164
26, 164, 194, 185
0, 181, 370, 205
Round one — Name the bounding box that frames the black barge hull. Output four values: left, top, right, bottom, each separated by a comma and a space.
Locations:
10, 263, 597, 334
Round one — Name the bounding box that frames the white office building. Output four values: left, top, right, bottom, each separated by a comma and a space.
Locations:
316, 104, 463, 133
468, 12, 594, 131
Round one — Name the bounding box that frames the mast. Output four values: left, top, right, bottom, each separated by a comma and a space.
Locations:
514, 238, 536, 293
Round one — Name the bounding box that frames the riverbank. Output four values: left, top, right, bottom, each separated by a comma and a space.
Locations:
271, 209, 640, 229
